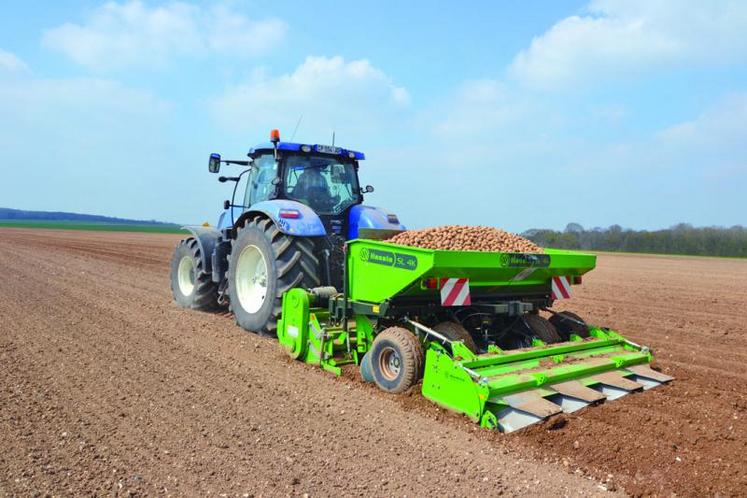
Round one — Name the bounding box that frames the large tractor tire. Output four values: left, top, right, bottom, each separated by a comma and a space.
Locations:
433, 321, 478, 353
227, 216, 320, 335
549, 311, 590, 340
170, 237, 219, 310
369, 327, 424, 394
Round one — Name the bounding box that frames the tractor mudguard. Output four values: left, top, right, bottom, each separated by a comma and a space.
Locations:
236, 200, 326, 236
348, 205, 406, 239
181, 225, 221, 273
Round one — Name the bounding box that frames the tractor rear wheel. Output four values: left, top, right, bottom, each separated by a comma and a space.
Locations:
369, 327, 423, 394
433, 321, 478, 353
227, 216, 320, 335
549, 311, 590, 340
170, 237, 219, 310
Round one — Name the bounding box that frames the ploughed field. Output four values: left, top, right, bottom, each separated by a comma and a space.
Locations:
1, 229, 745, 496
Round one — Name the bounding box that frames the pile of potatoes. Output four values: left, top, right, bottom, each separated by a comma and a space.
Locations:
387, 225, 544, 253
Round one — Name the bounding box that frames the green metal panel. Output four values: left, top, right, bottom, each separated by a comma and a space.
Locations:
354, 314, 375, 353
421, 346, 489, 423
346, 240, 596, 303
420, 328, 672, 432
347, 240, 435, 303
277, 289, 357, 375
277, 288, 310, 359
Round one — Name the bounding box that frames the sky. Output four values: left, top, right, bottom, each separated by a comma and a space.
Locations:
1, 0, 746, 232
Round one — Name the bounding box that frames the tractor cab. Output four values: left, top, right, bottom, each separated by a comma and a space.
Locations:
209, 130, 387, 239
245, 139, 367, 236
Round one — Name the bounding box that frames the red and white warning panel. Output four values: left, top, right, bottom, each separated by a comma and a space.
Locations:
551, 276, 572, 300
440, 278, 472, 306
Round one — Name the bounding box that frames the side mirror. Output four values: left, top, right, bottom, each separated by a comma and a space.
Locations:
223, 200, 230, 210
209, 153, 221, 173
364, 185, 374, 193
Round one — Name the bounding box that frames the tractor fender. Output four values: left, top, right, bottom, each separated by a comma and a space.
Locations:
348, 205, 406, 239
181, 225, 221, 273
234, 200, 326, 236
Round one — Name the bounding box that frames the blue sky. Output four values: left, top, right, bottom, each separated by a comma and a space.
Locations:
1, 0, 745, 231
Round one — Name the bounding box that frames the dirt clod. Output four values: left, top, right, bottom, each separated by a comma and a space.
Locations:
543, 414, 568, 431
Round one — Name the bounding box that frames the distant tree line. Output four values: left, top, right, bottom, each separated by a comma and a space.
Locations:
523, 223, 747, 258
0, 207, 175, 226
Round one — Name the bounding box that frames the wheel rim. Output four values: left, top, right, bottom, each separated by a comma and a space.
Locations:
177, 255, 195, 296
378, 346, 401, 380
236, 244, 268, 314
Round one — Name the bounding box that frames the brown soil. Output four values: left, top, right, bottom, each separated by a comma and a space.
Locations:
526, 252, 747, 496
0, 228, 610, 497
1, 229, 745, 497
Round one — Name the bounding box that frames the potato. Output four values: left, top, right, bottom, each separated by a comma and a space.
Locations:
387, 225, 543, 253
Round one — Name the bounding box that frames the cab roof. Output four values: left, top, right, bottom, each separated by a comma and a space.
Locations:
248, 142, 365, 161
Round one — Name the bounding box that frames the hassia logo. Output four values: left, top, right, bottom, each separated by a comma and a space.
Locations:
360, 248, 417, 271
500, 253, 551, 268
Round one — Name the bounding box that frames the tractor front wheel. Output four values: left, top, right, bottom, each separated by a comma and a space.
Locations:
369, 327, 424, 394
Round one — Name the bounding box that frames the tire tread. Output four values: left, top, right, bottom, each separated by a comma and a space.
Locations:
227, 217, 320, 335
170, 237, 219, 311
371, 327, 423, 393
523, 314, 562, 343
433, 321, 479, 353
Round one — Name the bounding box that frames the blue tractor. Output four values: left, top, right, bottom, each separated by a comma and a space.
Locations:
170, 129, 405, 334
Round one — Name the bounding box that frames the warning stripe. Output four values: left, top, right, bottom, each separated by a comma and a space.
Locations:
442, 279, 466, 306
440, 278, 471, 306
551, 276, 572, 300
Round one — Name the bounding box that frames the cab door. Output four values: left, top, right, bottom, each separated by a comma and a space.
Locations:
244, 153, 278, 208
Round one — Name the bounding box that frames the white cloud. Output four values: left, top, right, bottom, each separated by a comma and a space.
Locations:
428, 79, 551, 139
430, 80, 512, 135
0, 48, 27, 72
509, 0, 747, 89
659, 93, 747, 146
656, 94, 747, 184
42, 1, 287, 70
210, 56, 409, 143
206, 5, 286, 54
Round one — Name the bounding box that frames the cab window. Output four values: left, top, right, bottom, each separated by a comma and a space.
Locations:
284, 155, 360, 214
244, 153, 277, 206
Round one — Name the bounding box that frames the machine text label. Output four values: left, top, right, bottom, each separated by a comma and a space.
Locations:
361, 248, 417, 271
500, 253, 551, 268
